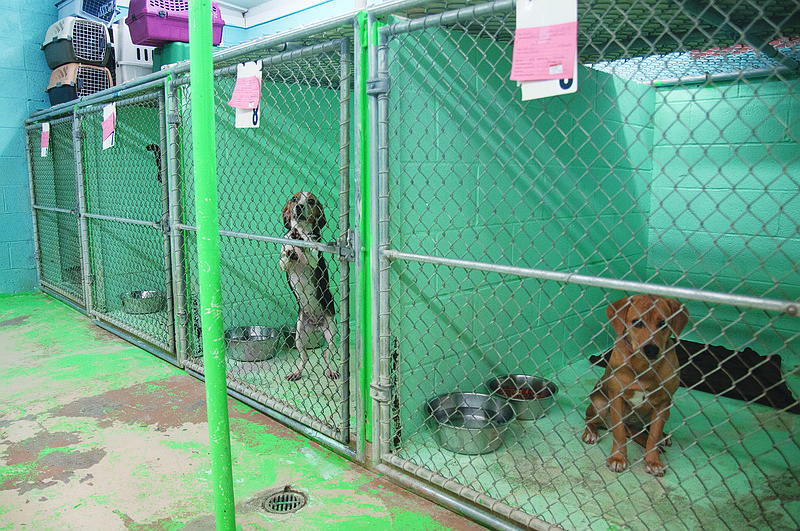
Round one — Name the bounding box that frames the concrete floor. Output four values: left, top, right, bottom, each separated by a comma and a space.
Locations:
0, 292, 487, 531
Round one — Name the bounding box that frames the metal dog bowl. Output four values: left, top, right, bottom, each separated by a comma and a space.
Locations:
120, 290, 166, 315
485, 375, 558, 420
425, 392, 515, 455
224, 326, 288, 362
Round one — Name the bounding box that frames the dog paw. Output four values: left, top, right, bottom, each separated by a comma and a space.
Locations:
582, 429, 599, 445
645, 459, 667, 476
326, 369, 340, 380
606, 455, 627, 473
286, 370, 302, 381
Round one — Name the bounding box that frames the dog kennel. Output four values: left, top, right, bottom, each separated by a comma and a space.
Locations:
23, 0, 798, 529
170, 36, 357, 451
364, 1, 799, 530
26, 112, 86, 312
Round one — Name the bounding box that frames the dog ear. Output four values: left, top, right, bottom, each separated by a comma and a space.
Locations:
282, 201, 293, 230
315, 204, 327, 231
606, 297, 630, 336
666, 298, 689, 336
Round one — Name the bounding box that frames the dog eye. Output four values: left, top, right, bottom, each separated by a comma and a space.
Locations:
658, 320, 666, 328
632, 320, 644, 328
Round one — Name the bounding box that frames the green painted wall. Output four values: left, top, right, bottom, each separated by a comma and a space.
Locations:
650, 79, 800, 360
179, 79, 343, 339
81, 103, 166, 313
386, 28, 657, 434
28, 118, 81, 294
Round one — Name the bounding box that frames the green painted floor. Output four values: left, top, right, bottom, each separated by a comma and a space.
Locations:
0, 292, 486, 531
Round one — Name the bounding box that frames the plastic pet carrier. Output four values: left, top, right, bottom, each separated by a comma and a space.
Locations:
42, 16, 113, 70
111, 21, 154, 85
47, 63, 114, 106
125, 0, 225, 47
56, 0, 120, 27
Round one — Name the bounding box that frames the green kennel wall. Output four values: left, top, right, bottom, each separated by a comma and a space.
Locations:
80, 104, 165, 312
30, 119, 82, 292
178, 78, 344, 337
387, 28, 657, 432
650, 79, 800, 359
386, 25, 799, 435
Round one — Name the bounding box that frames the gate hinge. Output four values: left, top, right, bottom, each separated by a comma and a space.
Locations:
157, 214, 170, 235
370, 382, 391, 402
166, 112, 181, 125
365, 77, 390, 95
336, 229, 356, 262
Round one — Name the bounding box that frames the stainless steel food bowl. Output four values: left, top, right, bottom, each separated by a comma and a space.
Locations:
120, 290, 166, 315
224, 326, 289, 362
425, 392, 515, 455
485, 375, 558, 420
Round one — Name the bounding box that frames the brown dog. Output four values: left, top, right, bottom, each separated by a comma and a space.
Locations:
582, 294, 689, 476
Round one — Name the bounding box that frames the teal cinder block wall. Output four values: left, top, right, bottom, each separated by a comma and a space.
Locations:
650, 80, 800, 359
1, 0, 56, 294
387, 29, 657, 433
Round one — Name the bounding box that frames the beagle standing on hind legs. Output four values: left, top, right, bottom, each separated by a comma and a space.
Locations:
582, 294, 689, 476
279, 191, 339, 381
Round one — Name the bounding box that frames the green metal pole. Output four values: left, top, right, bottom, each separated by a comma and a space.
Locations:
188, 1, 236, 529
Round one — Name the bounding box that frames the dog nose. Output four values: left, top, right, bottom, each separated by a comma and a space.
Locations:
643, 344, 660, 359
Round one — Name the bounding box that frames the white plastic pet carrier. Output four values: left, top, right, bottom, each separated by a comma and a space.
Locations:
42, 16, 112, 70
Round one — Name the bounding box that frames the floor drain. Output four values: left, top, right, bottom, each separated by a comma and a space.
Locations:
262, 486, 307, 514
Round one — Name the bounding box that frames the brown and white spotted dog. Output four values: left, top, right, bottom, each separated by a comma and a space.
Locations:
279, 191, 338, 381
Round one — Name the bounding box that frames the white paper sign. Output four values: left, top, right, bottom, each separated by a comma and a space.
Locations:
230, 60, 263, 129
516, 0, 579, 101
102, 103, 116, 150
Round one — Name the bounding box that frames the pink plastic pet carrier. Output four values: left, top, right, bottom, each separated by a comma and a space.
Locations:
125, 0, 225, 47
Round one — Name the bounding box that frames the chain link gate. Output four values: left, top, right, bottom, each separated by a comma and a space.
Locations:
74, 83, 176, 363
172, 37, 356, 449
367, 1, 799, 530
25, 112, 86, 312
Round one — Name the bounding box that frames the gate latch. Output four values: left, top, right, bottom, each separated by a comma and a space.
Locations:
336, 229, 356, 262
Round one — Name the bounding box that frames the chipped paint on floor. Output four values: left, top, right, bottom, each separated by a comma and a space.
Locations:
0, 293, 487, 531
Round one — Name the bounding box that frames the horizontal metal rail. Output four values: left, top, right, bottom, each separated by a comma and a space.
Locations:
378, 457, 559, 531
83, 212, 163, 230
76, 90, 162, 114
383, 249, 800, 316
379, 0, 513, 37
33, 205, 76, 215
175, 223, 341, 255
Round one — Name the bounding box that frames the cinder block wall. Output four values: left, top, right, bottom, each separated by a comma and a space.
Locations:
388, 29, 657, 433
651, 79, 800, 361
1, 0, 55, 294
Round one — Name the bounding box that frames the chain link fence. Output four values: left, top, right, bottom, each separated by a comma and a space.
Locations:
172, 37, 355, 446
25, 114, 85, 310
75, 87, 176, 361
368, 1, 799, 530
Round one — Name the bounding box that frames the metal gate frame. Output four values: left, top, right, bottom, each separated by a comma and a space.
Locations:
73, 82, 177, 364
170, 36, 358, 456
25, 111, 87, 314
366, 1, 800, 530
